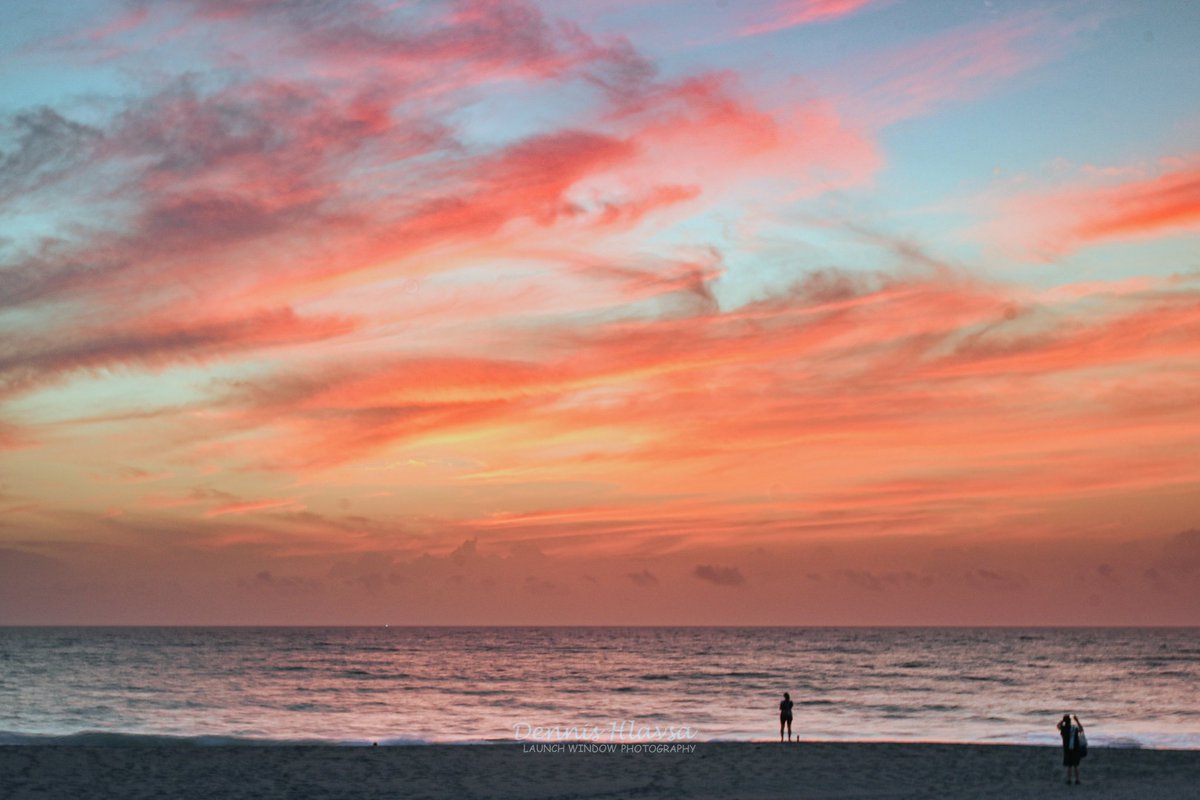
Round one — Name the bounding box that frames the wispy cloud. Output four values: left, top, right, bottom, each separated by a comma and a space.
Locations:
739, 0, 875, 38
828, 8, 1096, 126
984, 158, 1200, 257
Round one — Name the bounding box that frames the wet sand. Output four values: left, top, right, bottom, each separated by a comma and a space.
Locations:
3, 741, 1198, 799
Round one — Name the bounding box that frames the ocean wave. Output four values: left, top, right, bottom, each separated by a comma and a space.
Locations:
720, 671, 776, 679
1103, 737, 1144, 749
0, 730, 432, 747
5, 627, 1198, 751
1, 728, 1198, 750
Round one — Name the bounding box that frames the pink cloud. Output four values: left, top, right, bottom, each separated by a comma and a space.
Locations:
0, 55, 880, 411
828, 9, 1093, 126
168, 0, 642, 91
983, 158, 1200, 257
739, 0, 875, 37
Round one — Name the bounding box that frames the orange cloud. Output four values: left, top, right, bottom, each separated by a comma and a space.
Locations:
205, 498, 303, 518
170, 268, 1200, 538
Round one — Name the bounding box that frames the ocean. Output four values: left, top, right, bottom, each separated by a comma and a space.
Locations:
1, 627, 1196, 749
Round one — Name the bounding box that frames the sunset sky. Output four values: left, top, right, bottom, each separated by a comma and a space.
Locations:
2, 0, 1198, 625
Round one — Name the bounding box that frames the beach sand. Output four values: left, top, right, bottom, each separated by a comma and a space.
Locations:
2, 741, 1198, 799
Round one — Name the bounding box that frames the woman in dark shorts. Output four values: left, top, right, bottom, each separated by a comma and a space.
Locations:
779, 692, 794, 742
1057, 713, 1084, 784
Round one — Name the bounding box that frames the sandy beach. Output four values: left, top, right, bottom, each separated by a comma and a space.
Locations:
3, 742, 1198, 799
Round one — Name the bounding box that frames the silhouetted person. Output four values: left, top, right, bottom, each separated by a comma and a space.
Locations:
1057, 713, 1084, 784
779, 692, 794, 742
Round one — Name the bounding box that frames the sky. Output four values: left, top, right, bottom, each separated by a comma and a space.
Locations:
1, 0, 1198, 625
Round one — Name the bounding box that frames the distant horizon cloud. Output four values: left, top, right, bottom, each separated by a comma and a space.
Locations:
693, 565, 747, 588
625, 569, 660, 588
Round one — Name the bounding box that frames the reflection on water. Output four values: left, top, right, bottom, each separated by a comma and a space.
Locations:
1, 627, 1197, 748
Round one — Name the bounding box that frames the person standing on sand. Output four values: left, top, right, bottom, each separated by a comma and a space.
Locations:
779, 692, 794, 742
1057, 713, 1084, 785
